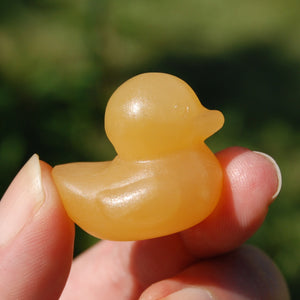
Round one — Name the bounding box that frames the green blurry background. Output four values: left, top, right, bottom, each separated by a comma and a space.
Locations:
0, 0, 299, 297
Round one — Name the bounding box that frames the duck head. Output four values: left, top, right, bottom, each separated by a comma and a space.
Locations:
105, 73, 224, 160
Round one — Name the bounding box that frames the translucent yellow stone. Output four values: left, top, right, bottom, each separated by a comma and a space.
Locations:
52, 73, 224, 241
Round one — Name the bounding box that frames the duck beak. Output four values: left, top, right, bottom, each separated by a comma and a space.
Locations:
194, 109, 225, 141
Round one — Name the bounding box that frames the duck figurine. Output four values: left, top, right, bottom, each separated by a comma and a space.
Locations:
52, 72, 224, 241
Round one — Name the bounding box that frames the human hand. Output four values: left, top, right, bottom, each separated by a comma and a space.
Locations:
0, 147, 289, 299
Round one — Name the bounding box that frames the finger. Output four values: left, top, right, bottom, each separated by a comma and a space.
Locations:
61, 147, 282, 299
60, 235, 193, 299
0, 155, 74, 300
139, 245, 289, 300
180, 147, 282, 257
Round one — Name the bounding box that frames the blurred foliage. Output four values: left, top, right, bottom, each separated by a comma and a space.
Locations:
0, 0, 299, 297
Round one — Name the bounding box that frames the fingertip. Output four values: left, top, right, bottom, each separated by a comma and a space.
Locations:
253, 151, 282, 202
216, 147, 281, 205
0, 154, 45, 247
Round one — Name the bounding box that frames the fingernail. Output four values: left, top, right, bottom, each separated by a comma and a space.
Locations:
254, 151, 282, 200
160, 287, 213, 300
0, 154, 45, 246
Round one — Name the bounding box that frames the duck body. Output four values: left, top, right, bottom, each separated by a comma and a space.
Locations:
52, 144, 222, 240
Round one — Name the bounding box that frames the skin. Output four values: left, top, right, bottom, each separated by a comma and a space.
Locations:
0, 147, 290, 299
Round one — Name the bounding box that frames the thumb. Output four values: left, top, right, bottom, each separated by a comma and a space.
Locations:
0, 154, 74, 300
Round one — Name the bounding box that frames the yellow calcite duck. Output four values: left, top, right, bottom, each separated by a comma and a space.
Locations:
52, 73, 224, 241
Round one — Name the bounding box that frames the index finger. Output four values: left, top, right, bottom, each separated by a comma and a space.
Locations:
180, 146, 281, 257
